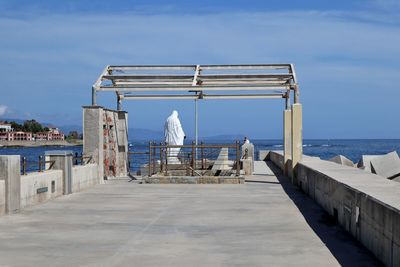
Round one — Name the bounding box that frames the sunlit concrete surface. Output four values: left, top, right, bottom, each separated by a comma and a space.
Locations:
0, 161, 380, 266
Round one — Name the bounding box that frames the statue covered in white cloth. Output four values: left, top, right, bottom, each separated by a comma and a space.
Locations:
164, 110, 186, 164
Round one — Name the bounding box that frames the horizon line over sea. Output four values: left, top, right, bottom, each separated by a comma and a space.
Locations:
1, 139, 399, 173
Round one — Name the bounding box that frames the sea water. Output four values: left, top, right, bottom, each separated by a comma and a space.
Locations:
1, 139, 399, 173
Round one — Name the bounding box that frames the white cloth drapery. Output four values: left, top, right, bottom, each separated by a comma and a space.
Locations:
164, 110, 185, 163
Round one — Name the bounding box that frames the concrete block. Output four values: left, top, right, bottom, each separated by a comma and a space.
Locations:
45, 151, 73, 195
370, 151, 400, 179
0, 155, 20, 213
72, 164, 99, 193
291, 103, 302, 181
20, 170, 63, 209
329, 155, 355, 167
212, 148, 231, 173
241, 158, 253, 175
258, 150, 270, 161
357, 155, 379, 172
241, 143, 254, 171
83, 106, 104, 182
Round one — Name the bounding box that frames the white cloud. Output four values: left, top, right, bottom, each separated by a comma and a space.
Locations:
0, 105, 8, 117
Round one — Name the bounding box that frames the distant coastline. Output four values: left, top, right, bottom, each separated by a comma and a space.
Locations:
0, 140, 82, 147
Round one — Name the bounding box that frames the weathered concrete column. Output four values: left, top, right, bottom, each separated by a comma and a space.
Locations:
116, 111, 129, 177
291, 103, 303, 182
83, 106, 104, 182
45, 151, 73, 195
283, 109, 292, 177
0, 155, 20, 213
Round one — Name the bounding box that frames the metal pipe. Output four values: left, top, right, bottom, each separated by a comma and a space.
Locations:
160, 142, 163, 173
92, 86, 97, 106
293, 84, 300, 104
148, 141, 152, 177
153, 141, 156, 175
236, 141, 240, 177
201, 141, 204, 169
191, 141, 195, 176
195, 98, 198, 149
117, 93, 122, 111
38, 156, 43, 172
285, 90, 290, 110
22, 157, 26, 175
122, 94, 285, 100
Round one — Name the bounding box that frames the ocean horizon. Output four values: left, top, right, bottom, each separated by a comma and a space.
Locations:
1, 139, 399, 173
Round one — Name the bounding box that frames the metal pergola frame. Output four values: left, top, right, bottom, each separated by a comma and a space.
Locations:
91, 64, 302, 178
92, 64, 299, 107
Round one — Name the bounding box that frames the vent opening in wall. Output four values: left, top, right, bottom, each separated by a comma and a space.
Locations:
51, 180, 55, 193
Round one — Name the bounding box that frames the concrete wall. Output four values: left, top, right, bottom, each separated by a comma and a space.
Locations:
0, 180, 5, 215
20, 170, 63, 209
83, 106, 128, 180
0, 154, 101, 216
72, 164, 99, 193
269, 151, 400, 267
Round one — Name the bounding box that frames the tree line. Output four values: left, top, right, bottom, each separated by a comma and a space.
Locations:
3, 120, 49, 134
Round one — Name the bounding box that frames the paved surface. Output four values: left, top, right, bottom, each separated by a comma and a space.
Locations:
0, 161, 380, 266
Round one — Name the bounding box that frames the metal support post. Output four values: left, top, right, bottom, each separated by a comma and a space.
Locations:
22, 157, 26, 175
38, 156, 43, 172
92, 86, 97, 106
236, 141, 240, 176
153, 141, 156, 174
191, 141, 195, 176
201, 141, 205, 169
148, 141, 152, 177
160, 142, 163, 173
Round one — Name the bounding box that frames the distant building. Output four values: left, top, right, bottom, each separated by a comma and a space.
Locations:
0, 131, 33, 141
35, 127, 65, 141
0, 122, 13, 132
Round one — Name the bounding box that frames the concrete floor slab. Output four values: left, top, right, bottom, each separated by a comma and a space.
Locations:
0, 161, 380, 266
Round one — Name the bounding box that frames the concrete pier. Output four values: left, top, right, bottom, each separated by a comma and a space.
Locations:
0, 161, 379, 266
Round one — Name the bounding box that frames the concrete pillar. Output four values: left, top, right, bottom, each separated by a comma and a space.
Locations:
83, 106, 104, 182
45, 151, 73, 195
283, 109, 292, 177
291, 103, 303, 182
116, 111, 129, 177
0, 155, 20, 213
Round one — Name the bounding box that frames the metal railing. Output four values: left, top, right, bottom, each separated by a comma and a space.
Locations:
129, 141, 241, 177
21, 156, 55, 175
72, 152, 93, 166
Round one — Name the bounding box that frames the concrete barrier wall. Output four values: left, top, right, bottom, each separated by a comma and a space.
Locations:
269, 151, 400, 267
72, 164, 99, 193
0, 181, 5, 215
20, 170, 63, 209
269, 150, 284, 170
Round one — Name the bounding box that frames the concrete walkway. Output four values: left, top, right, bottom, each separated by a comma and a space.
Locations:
0, 161, 380, 267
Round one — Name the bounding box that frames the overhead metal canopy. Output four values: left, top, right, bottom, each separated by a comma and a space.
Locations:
91, 64, 300, 107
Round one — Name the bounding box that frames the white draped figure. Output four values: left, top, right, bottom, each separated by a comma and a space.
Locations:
164, 110, 185, 164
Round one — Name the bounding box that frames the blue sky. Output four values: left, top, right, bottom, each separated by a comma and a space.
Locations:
0, 0, 399, 139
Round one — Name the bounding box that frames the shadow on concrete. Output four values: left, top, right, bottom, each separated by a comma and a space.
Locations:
266, 161, 383, 267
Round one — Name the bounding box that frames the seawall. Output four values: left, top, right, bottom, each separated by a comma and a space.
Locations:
269, 150, 400, 267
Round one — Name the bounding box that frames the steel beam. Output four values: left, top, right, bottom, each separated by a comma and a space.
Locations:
122, 94, 284, 100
